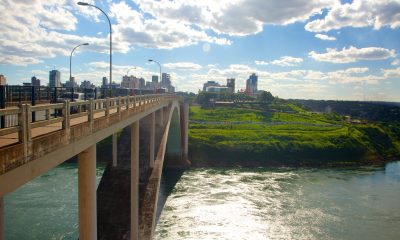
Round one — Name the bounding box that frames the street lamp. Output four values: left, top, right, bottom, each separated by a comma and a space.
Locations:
148, 59, 161, 93
69, 43, 89, 102
126, 67, 136, 77
78, 1, 112, 97
70, 43, 89, 83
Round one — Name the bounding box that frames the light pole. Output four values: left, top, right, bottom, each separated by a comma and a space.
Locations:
70, 43, 89, 83
126, 67, 136, 77
78, 2, 112, 97
148, 59, 161, 93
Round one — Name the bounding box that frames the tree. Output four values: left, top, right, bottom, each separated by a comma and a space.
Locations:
258, 91, 274, 103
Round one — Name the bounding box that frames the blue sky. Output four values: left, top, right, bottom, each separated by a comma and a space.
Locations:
0, 0, 400, 101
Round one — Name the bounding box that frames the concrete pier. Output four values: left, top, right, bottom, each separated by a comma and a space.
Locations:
78, 145, 97, 240
180, 103, 189, 162
149, 112, 155, 168
112, 132, 118, 167
157, 108, 163, 127
131, 121, 139, 240
0, 197, 3, 240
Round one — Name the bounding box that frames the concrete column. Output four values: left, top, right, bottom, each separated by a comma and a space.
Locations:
130, 121, 139, 240
112, 132, 117, 167
180, 103, 189, 161
0, 197, 3, 240
157, 108, 164, 127
78, 145, 97, 240
149, 112, 155, 168
163, 106, 168, 125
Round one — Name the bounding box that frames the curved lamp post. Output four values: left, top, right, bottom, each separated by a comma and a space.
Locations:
70, 43, 89, 83
148, 59, 161, 93
126, 67, 136, 77
78, 2, 112, 97
69, 43, 89, 102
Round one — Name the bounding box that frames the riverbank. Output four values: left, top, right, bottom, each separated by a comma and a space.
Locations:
189, 103, 400, 167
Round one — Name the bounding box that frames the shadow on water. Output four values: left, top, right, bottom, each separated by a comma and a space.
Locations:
156, 168, 185, 222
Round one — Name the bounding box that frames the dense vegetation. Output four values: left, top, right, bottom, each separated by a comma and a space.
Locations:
189, 96, 400, 167
290, 99, 400, 123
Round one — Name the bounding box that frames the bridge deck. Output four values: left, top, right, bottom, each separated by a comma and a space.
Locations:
0, 95, 178, 178
0, 109, 114, 147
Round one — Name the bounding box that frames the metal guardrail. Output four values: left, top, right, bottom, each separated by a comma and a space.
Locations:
0, 85, 165, 128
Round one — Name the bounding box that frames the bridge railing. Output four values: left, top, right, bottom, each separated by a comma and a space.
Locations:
0, 94, 178, 174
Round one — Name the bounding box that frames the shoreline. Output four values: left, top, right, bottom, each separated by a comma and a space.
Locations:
188, 150, 399, 169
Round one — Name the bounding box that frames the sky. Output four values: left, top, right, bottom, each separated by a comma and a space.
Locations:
0, 0, 400, 101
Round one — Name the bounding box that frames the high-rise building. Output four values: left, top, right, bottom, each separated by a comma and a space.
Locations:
203, 81, 220, 91
49, 70, 61, 88
152, 75, 159, 83
226, 78, 235, 93
161, 73, 175, 92
0, 75, 7, 85
246, 73, 258, 95
139, 78, 146, 89
121, 75, 144, 89
31, 76, 40, 87
102, 77, 108, 87
161, 73, 171, 87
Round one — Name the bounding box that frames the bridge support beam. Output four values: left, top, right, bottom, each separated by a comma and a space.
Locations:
157, 108, 163, 127
149, 112, 155, 168
78, 145, 97, 240
112, 133, 117, 167
130, 121, 139, 240
0, 197, 3, 240
180, 103, 189, 162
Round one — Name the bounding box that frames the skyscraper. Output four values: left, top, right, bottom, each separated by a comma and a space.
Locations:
203, 81, 220, 91
152, 75, 159, 83
0, 75, 6, 85
31, 76, 40, 87
161, 73, 171, 87
102, 77, 108, 87
49, 70, 61, 88
227, 78, 235, 93
161, 73, 175, 92
246, 73, 258, 95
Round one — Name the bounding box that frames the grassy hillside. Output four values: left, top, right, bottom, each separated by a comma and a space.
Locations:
189, 104, 400, 167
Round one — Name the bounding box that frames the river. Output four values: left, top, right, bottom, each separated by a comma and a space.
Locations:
4, 161, 400, 239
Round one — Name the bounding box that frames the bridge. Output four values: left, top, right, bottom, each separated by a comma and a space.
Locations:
0, 94, 190, 240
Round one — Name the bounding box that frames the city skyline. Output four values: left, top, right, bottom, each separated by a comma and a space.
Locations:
0, 0, 400, 100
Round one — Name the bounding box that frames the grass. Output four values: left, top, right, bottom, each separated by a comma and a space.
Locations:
189, 104, 400, 166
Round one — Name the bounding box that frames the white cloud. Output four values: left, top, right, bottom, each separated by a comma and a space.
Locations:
255, 60, 269, 66
325, 67, 382, 84
305, 0, 400, 32
163, 62, 203, 71
110, 1, 231, 50
134, 0, 335, 36
270, 56, 304, 67
382, 67, 400, 78
391, 58, 400, 66
255, 56, 303, 67
0, 0, 125, 66
309, 46, 396, 63
315, 33, 336, 41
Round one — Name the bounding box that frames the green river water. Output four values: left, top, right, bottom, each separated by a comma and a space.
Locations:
4, 161, 400, 239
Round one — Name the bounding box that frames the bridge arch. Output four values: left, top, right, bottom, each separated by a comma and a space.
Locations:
164, 102, 189, 168
139, 100, 190, 239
